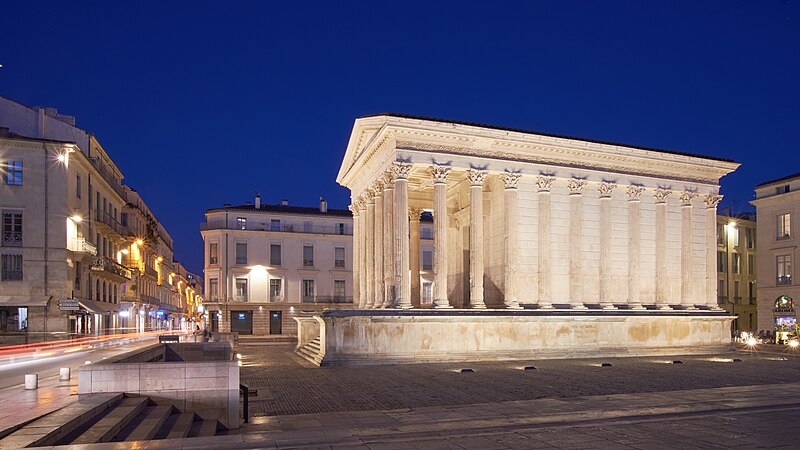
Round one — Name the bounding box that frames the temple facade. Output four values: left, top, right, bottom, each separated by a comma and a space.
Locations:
337, 114, 740, 311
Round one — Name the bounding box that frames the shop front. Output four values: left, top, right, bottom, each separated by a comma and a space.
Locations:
773, 295, 797, 343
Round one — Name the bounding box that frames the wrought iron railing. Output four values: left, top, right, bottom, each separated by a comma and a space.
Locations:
90, 256, 132, 279
201, 221, 352, 236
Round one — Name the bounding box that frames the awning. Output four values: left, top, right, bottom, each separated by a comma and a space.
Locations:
78, 300, 119, 314
0, 296, 51, 307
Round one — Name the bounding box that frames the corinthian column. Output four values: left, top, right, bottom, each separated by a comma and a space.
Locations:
467, 169, 487, 309
358, 199, 367, 308
537, 176, 555, 309
430, 165, 453, 308
409, 208, 423, 307
680, 192, 698, 310
350, 203, 361, 308
382, 172, 396, 308
705, 193, 723, 310
599, 182, 617, 309
373, 180, 385, 308
392, 162, 413, 309
567, 179, 588, 310
654, 189, 672, 310
626, 186, 645, 310
502, 172, 523, 309
364, 189, 376, 308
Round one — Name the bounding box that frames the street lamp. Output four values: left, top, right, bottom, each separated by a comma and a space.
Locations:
725, 220, 738, 337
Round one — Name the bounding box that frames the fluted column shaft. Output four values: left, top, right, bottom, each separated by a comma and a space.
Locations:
382, 177, 395, 308
468, 170, 487, 309
358, 204, 367, 308
599, 183, 616, 309
393, 163, 412, 309
705, 194, 723, 309
537, 176, 554, 309
431, 166, 452, 308
654, 190, 671, 310
365, 194, 375, 308
351, 206, 361, 308
627, 187, 645, 309
409, 209, 422, 307
502, 173, 522, 309
681, 193, 697, 309
568, 180, 586, 309
373, 187, 384, 308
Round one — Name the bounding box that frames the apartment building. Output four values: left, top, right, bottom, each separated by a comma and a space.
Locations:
716, 212, 758, 333
752, 173, 800, 334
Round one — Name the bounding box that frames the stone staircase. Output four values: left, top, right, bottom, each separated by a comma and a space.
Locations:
296, 337, 324, 365
0, 393, 221, 449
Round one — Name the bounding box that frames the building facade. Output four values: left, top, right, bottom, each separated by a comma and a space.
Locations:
0, 96, 199, 340
338, 114, 740, 310
201, 196, 353, 336
752, 173, 800, 334
716, 213, 757, 333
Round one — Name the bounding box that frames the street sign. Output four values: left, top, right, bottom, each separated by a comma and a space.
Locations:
59, 299, 80, 311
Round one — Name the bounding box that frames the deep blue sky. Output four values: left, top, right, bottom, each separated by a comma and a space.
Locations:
2, 1, 798, 274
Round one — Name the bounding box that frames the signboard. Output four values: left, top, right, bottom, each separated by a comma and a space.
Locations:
59, 299, 80, 312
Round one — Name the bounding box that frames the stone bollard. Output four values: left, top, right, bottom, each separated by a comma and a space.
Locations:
24, 374, 38, 390
59, 368, 71, 383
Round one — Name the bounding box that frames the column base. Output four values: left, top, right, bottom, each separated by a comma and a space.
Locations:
396, 303, 413, 310
538, 303, 555, 309
471, 303, 487, 309
600, 303, 618, 310
710, 306, 724, 311
434, 304, 454, 309
505, 302, 522, 310
684, 306, 699, 311
570, 303, 588, 310
657, 305, 673, 311
629, 304, 646, 310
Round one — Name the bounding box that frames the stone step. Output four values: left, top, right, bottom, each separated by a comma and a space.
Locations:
71, 397, 149, 444
164, 412, 196, 440
125, 405, 173, 442
297, 346, 320, 361
195, 420, 218, 437
305, 341, 321, 351
0, 393, 123, 449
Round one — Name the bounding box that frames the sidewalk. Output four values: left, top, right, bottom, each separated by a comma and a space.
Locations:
0, 374, 78, 439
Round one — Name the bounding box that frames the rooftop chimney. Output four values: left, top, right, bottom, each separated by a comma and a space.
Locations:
255, 192, 261, 209
281, 199, 288, 206
319, 196, 328, 213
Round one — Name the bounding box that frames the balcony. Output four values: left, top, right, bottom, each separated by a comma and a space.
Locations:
201, 221, 352, 236
144, 265, 158, 279
92, 209, 125, 238
303, 296, 353, 304
91, 157, 126, 200
778, 276, 793, 286
67, 238, 97, 256
1, 231, 22, 247
91, 256, 132, 280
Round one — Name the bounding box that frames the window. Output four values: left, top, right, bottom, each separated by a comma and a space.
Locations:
302, 279, 315, 302
422, 250, 433, 270
3, 161, 22, 185
718, 279, 726, 302
209, 278, 218, 299
777, 213, 791, 240
422, 282, 433, 304
75, 261, 81, 289
734, 281, 740, 302
270, 244, 282, 266
102, 281, 107, 302
235, 242, 247, 265
776, 185, 791, 195
1, 253, 22, 281
777, 254, 792, 285
113, 285, 117, 303
334, 280, 346, 301
237, 217, 247, 230
76, 174, 81, 199
209, 242, 218, 264
270, 279, 282, 300
748, 254, 755, 276
338, 223, 346, 235
732, 228, 740, 247
121, 212, 128, 227
235, 278, 248, 302
303, 245, 314, 267
717, 251, 726, 273
732, 253, 741, 274
335, 247, 345, 268
748, 281, 756, 305
2, 210, 23, 246
303, 221, 313, 233
716, 223, 725, 245
270, 219, 281, 231
421, 227, 433, 240
745, 228, 754, 249
95, 279, 101, 301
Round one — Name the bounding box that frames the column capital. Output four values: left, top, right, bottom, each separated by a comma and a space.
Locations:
408, 207, 423, 222
704, 193, 723, 208
365, 188, 376, 204
391, 162, 413, 180
466, 169, 488, 186
598, 182, 617, 198
536, 175, 555, 192
626, 185, 644, 201
372, 179, 385, 195
349, 204, 360, 217
567, 179, 587, 195
429, 165, 452, 184
501, 172, 522, 189
382, 171, 396, 188
680, 191, 698, 206
653, 188, 672, 203
354, 197, 366, 211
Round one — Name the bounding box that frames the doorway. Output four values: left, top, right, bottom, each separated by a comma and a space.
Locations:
269, 311, 282, 335
230, 311, 253, 335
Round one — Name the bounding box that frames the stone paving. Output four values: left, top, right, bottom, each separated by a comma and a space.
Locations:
238, 342, 800, 417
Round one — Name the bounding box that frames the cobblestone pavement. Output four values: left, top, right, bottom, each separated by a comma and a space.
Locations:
239, 343, 800, 417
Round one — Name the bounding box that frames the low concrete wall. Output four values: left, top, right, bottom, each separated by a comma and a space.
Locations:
318, 310, 734, 365
78, 343, 239, 429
